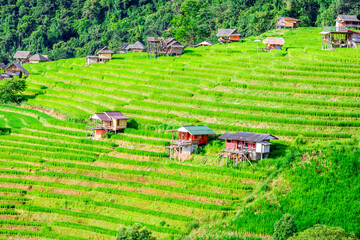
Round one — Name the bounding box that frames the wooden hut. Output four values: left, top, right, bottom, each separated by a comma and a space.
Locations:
263, 37, 285, 50
276, 17, 300, 29
146, 37, 166, 58
5, 63, 30, 78
216, 29, 240, 43
335, 15, 360, 30
167, 125, 216, 161
117, 44, 129, 54
320, 29, 360, 50
13, 51, 32, 64
164, 38, 184, 56
97, 47, 114, 62
194, 40, 213, 47
28, 53, 51, 63
87, 111, 131, 139
85, 56, 99, 65
126, 41, 146, 52
219, 131, 277, 161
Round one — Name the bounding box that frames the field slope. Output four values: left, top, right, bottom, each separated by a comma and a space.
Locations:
0, 27, 360, 239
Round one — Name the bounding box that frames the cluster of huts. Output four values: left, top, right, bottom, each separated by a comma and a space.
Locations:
13, 51, 51, 64
320, 14, 360, 50
87, 111, 277, 164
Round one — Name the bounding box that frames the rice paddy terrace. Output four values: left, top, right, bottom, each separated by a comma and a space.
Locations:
0, 27, 360, 239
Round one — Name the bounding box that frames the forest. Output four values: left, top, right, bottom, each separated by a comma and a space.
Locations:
0, 0, 359, 62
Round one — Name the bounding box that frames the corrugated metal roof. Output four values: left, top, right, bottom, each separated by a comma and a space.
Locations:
219, 131, 277, 142
178, 125, 216, 135
216, 29, 240, 37
104, 111, 131, 120
337, 15, 360, 22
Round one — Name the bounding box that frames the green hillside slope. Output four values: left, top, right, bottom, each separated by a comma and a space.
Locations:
0, 27, 359, 239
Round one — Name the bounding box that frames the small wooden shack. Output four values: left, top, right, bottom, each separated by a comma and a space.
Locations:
117, 44, 129, 54
167, 125, 216, 161
126, 41, 146, 52
335, 15, 360, 29
164, 38, 185, 56
5, 63, 30, 79
87, 111, 131, 139
276, 17, 300, 29
13, 51, 32, 64
194, 40, 213, 47
219, 131, 277, 161
85, 56, 100, 65
320, 29, 360, 50
28, 53, 51, 63
97, 47, 114, 62
263, 37, 285, 50
216, 29, 240, 43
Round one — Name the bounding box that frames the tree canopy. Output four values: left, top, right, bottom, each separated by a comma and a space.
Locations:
0, 0, 358, 62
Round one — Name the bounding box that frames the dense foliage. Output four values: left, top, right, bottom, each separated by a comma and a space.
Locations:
116, 224, 156, 240
273, 214, 297, 240
0, 78, 26, 104
233, 140, 360, 237
288, 224, 355, 240
0, 0, 359, 62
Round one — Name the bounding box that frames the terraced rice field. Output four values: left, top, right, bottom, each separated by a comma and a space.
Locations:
1, 27, 360, 238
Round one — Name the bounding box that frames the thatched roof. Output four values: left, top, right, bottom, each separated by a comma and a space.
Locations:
278, 16, 300, 22
0, 63, 6, 70
216, 29, 240, 37
194, 40, 213, 47
263, 37, 285, 45
13, 51, 32, 59
97, 46, 114, 54
6, 63, 30, 77
336, 15, 360, 22
165, 38, 184, 48
29, 53, 50, 61
219, 131, 278, 142
126, 41, 146, 50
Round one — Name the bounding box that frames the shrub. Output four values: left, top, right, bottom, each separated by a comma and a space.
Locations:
116, 223, 156, 240
273, 214, 297, 240
186, 220, 200, 233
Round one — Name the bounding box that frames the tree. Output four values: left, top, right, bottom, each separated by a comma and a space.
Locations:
0, 78, 27, 104
116, 223, 156, 240
273, 213, 297, 240
288, 224, 355, 240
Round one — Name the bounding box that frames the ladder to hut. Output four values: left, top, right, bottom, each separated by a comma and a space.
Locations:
147, 37, 166, 58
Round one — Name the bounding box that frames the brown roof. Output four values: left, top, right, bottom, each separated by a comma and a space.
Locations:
281, 17, 300, 22
263, 37, 285, 45
97, 46, 114, 54
216, 29, 240, 37
165, 38, 184, 48
336, 15, 360, 22
13, 51, 32, 59
6, 63, 30, 77
0, 63, 6, 70
29, 53, 50, 61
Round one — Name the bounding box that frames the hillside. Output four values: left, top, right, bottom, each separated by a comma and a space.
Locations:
0, 27, 359, 239
1, 0, 359, 61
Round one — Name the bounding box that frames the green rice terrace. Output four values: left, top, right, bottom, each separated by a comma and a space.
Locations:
0, 27, 359, 239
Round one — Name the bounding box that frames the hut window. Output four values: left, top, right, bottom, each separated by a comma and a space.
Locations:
226, 140, 231, 143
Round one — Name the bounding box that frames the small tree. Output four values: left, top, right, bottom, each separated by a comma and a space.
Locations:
288, 224, 355, 240
116, 224, 156, 240
0, 78, 27, 104
273, 214, 297, 240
